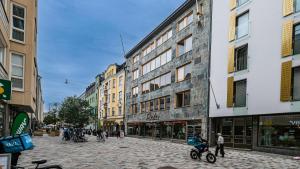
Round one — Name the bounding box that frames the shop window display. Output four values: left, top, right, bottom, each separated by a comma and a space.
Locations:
173, 123, 186, 140
259, 115, 300, 149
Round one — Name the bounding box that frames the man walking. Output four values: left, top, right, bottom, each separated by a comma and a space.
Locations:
215, 133, 225, 157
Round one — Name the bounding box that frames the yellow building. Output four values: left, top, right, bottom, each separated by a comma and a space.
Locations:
100, 63, 125, 134
0, 0, 40, 136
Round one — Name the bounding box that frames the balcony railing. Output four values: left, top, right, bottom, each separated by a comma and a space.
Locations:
0, 1, 9, 33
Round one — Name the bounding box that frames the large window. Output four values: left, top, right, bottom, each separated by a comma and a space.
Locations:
294, 24, 300, 55
133, 69, 139, 80
131, 104, 138, 114
234, 80, 247, 107
142, 72, 171, 94
118, 106, 122, 116
177, 63, 191, 82
119, 76, 123, 87
141, 95, 170, 112
157, 29, 172, 47
11, 53, 24, 90
236, 12, 249, 39
0, 47, 4, 66
259, 115, 300, 149
178, 12, 193, 32
237, 0, 249, 7
235, 44, 248, 71
177, 36, 192, 56
295, 0, 300, 12
133, 55, 139, 64
142, 49, 172, 75
292, 67, 300, 101
12, 4, 25, 42
176, 90, 190, 108
143, 42, 155, 56
132, 86, 138, 97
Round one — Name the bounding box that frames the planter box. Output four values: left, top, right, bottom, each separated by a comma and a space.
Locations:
48, 131, 60, 137
33, 131, 43, 136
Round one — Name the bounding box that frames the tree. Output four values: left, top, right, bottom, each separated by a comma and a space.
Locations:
59, 96, 92, 127
43, 114, 58, 125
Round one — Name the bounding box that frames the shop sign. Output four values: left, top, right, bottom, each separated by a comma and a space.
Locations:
146, 112, 159, 121
0, 79, 11, 100
289, 120, 300, 126
11, 112, 29, 135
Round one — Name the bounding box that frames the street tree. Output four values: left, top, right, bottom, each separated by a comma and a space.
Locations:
59, 96, 92, 127
43, 114, 58, 125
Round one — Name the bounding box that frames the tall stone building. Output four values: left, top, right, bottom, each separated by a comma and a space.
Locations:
209, 0, 300, 155
0, 0, 41, 136
124, 0, 211, 141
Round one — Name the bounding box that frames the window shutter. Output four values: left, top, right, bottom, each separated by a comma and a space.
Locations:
229, 12, 236, 42
280, 61, 292, 101
229, 0, 237, 10
227, 77, 234, 107
228, 45, 235, 73
283, 0, 294, 16
281, 20, 293, 57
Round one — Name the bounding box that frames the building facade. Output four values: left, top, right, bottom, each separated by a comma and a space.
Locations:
124, 0, 211, 142
99, 63, 125, 134
0, 0, 40, 136
85, 82, 98, 129
209, 0, 300, 155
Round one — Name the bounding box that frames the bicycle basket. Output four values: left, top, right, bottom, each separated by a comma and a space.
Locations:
0, 133, 34, 153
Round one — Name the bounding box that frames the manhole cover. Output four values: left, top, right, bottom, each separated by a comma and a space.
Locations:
157, 166, 177, 169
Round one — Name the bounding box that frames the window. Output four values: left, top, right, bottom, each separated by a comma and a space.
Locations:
154, 99, 159, 111
150, 100, 154, 111
119, 91, 122, 101
12, 4, 25, 42
112, 108, 115, 116
157, 29, 172, 46
107, 108, 110, 116
295, 0, 300, 12
292, 67, 300, 100
176, 91, 190, 108
145, 101, 149, 112
112, 93, 115, 102
119, 76, 123, 87
132, 104, 138, 114
143, 42, 155, 56
234, 80, 247, 107
235, 44, 248, 71
142, 49, 172, 75
177, 63, 192, 82
132, 86, 138, 97
113, 79, 116, 88
11, 53, 24, 90
0, 47, 4, 66
294, 24, 300, 55
141, 102, 145, 113
178, 12, 193, 31
118, 106, 122, 116
142, 72, 171, 94
160, 98, 165, 110
236, 12, 249, 39
237, 0, 249, 7
166, 96, 170, 110
133, 69, 139, 80
133, 55, 139, 63
177, 36, 192, 56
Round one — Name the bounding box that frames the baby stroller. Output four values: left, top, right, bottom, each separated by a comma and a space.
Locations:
187, 136, 216, 163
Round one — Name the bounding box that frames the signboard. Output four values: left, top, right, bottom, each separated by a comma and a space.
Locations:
11, 112, 29, 135
0, 79, 11, 100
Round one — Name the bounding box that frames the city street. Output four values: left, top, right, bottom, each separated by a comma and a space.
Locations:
17, 135, 300, 169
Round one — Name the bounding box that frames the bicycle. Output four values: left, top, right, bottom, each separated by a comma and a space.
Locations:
12, 160, 62, 169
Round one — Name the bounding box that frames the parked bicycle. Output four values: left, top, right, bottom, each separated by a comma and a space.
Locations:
12, 159, 62, 169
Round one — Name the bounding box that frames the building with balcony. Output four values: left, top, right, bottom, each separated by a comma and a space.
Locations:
124, 0, 211, 142
85, 82, 98, 129
209, 0, 300, 155
99, 63, 125, 135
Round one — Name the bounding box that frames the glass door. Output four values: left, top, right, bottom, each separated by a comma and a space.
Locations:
222, 118, 233, 147
234, 118, 245, 148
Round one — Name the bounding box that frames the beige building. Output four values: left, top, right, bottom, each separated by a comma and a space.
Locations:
0, 0, 40, 136
99, 63, 125, 134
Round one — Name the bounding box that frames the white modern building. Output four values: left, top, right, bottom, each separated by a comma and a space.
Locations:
209, 0, 300, 155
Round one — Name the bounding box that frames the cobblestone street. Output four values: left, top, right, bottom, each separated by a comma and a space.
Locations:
16, 135, 300, 169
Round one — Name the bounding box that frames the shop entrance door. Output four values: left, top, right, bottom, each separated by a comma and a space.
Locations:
187, 125, 202, 139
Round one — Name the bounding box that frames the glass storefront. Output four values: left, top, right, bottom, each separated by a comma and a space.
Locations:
259, 114, 300, 149
173, 122, 186, 140
161, 123, 172, 139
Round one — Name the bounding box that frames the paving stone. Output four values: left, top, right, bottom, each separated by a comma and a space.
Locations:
16, 135, 300, 169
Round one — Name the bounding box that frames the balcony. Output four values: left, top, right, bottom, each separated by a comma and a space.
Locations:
0, 1, 9, 35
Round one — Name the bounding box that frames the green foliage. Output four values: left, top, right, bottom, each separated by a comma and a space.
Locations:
43, 114, 58, 125
59, 96, 92, 127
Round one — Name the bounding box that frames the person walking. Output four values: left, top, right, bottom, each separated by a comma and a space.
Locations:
215, 133, 225, 157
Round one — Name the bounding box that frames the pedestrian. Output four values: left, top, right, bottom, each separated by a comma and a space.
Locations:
116, 130, 120, 139
215, 133, 225, 157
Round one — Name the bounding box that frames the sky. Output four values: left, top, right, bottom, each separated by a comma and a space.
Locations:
38, 0, 186, 111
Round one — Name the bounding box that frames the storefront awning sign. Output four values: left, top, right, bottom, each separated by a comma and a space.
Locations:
11, 112, 29, 136
0, 79, 11, 100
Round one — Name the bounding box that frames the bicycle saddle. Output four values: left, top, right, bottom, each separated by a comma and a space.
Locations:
32, 160, 47, 164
